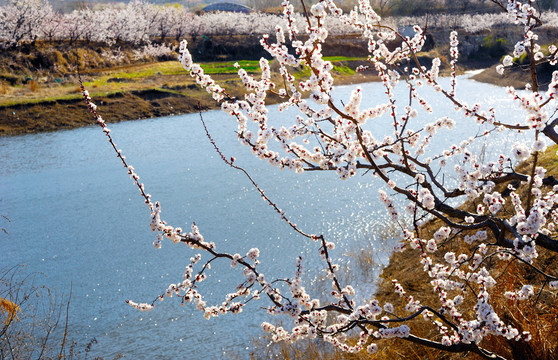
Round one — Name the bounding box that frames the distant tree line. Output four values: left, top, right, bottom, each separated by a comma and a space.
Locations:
2, 0, 558, 49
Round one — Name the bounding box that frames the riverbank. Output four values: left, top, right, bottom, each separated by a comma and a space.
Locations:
0, 35, 377, 136
0, 61, 513, 137
4, 56, 557, 137
0, 57, 373, 136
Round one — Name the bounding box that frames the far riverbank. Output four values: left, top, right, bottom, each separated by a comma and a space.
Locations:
2, 55, 556, 137
0, 60, 373, 136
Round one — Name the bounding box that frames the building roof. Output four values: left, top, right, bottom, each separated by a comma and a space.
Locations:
202, 2, 251, 13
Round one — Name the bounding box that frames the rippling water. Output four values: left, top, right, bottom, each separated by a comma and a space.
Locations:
0, 75, 528, 359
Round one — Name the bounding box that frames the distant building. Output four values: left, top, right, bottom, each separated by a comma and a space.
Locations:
202, 2, 251, 13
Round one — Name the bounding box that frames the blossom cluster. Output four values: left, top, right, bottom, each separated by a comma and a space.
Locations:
170, 0, 558, 356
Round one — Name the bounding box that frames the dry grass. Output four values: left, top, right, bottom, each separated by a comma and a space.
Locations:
27, 80, 39, 92
249, 337, 368, 360
249, 334, 445, 360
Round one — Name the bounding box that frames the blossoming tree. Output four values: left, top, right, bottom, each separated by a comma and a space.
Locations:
81, 0, 558, 358
0, 0, 52, 48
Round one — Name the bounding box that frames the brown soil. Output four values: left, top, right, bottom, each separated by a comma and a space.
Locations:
0, 90, 214, 136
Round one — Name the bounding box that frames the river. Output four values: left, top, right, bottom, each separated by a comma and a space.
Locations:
0, 74, 528, 359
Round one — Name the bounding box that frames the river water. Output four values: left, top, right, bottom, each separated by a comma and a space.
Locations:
0, 75, 528, 359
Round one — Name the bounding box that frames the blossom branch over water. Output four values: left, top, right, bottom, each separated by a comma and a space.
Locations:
83, 0, 558, 359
